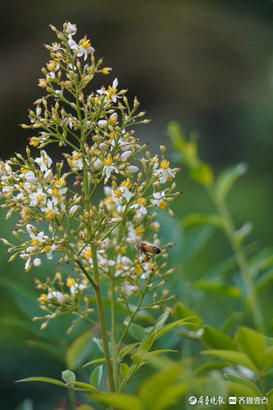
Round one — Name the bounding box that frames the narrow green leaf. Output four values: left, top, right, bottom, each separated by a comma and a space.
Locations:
264, 346, 273, 371
143, 349, 177, 361
235, 326, 266, 372
194, 361, 227, 375
182, 214, 223, 228
83, 358, 108, 368
68, 381, 97, 391
128, 323, 146, 341
224, 374, 261, 396
216, 163, 247, 200
119, 343, 139, 360
90, 365, 103, 389
62, 370, 76, 383
202, 350, 258, 373
92, 393, 142, 410
66, 330, 94, 370
226, 381, 262, 408
93, 337, 113, 356
16, 376, 66, 388
120, 363, 129, 380
173, 302, 202, 331
195, 280, 241, 298
255, 269, 273, 294
201, 325, 236, 350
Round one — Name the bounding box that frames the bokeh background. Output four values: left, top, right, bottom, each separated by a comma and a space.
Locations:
1, 1, 273, 409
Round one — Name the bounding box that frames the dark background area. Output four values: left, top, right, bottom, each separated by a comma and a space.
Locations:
0, 1, 273, 409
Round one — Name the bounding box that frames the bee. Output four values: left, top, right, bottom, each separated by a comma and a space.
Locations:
136, 241, 161, 261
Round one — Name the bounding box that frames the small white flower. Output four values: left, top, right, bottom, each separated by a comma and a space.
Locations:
33, 258, 42, 267
98, 119, 108, 128
120, 151, 132, 161
70, 283, 87, 294
65, 22, 77, 36
127, 165, 139, 173
29, 186, 47, 208
34, 150, 52, 172
130, 203, 147, 221
47, 291, 65, 304
94, 158, 103, 169
97, 78, 120, 103
123, 281, 139, 296
69, 204, 79, 216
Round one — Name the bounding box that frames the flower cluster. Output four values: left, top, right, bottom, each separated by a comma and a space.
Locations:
0, 22, 181, 330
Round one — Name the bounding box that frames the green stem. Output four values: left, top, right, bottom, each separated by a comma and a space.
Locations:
67, 387, 76, 410
91, 243, 115, 392
210, 188, 264, 330
111, 276, 119, 390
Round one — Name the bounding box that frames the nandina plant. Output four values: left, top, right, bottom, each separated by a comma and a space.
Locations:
0, 22, 184, 407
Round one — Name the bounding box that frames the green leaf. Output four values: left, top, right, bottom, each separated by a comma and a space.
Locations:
16, 376, 66, 388
202, 350, 258, 373
92, 393, 142, 410
201, 325, 236, 350
216, 163, 247, 200
119, 343, 139, 360
139, 363, 187, 410
173, 302, 202, 331
66, 330, 94, 370
68, 381, 97, 391
255, 268, 273, 294
194, 280, 241, 298
93, 337, 113, 356
90, 365, 103, 388
128, 323, 146, 341
224, 374, 261, 396
182, 213, 223, 228
62, 370, 76, 383
234, 326, 266, 372
226, 381, 262, 409
83, 357, 108, 368
234, 223, 252, 244
142, 349, 177, 362
120, 363, 129, 380
179, 227, 213, 263
168, 121, 187, 153
194, 361, 227, 375
26, 340, 65, 362
190, 163, 214, 186
264, 346, 273, 371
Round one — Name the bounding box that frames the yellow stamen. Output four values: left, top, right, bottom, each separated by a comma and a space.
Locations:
120, 246, 126, 254
135, 226, 144, 236
47, 60, 57, 72
66, 278, 76, 288
42, 245, 51, 254
30, 137, 40, 147
80, 38, 91, 49
45, 209, 56, 219
102, 67, 111, 75
160, 160, 170, 170
121, 180, 132, 189
104, 155, 112, 166
39, 293, 48, 304
38, 78, 47, 88
137, 197, 146, 206
84, 249, 92, 259
135, 264, 142, 275
159, 200, 167, 209
31, 238, 40, 248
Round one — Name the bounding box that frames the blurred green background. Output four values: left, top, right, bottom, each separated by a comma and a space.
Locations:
1, 0, 273, 409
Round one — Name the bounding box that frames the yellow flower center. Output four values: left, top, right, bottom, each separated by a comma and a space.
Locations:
30, 137, 40, 147
52, 188, 61, 198
94, 97, 100, 105
80, 38, 91, 49
21, 207, 31, 220
109, 132, 117, 139
38, 78, 47, 88
106, 86, 117, 98
159, 200, 167, 209
137, 197, 146, 206
135, 264, 142, 275
21, 167, 29, 174
120, 246, 126, 254
45, 209, 56, 219
160, 160, 170, 170
56, 178, 66, 188
153, 155, 159, 165
116, 264, 124, 271
73, 152, 81, 160
36, 194, 45, 205
66, 278, 76, 288
121, 180, 132, 189
104, 155, 112, 166
47, 60, 57, 72
102, 67, 111, 75
105, 197, 115, 207
39, 293, 48, 304
114, 189, 122, 198
31, 238, 40, 248
84, 249, 92, 259
135, 226, 144, 236
42, 245, 51, 254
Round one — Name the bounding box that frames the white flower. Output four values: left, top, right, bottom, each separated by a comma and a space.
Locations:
41, 199, 59, 219
151, 191, 167, 209
127, 165, 139, 173
34, 150, 52, 172
68, 36, 95, 60
98, 119, 108, 128
154, 160, 175, 184
65, 22, 77, 36
29, 186, 47, 208
33, 258, 42, 267
97, 78, 120, 103
69, 204, 79, 216
120, 151, 132, 161
123, 281, 139, 296
94, 158, 103, 169
47, 291, 65, 304
130, 202, 147, 221
127, 223, 142, 243
70, 283, 87, 294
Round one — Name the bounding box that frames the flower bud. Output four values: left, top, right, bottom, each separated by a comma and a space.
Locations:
69, 205, 79, 216
127, 165, 139, 173
120, 151, 132, 161
94, 158, 103, 169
